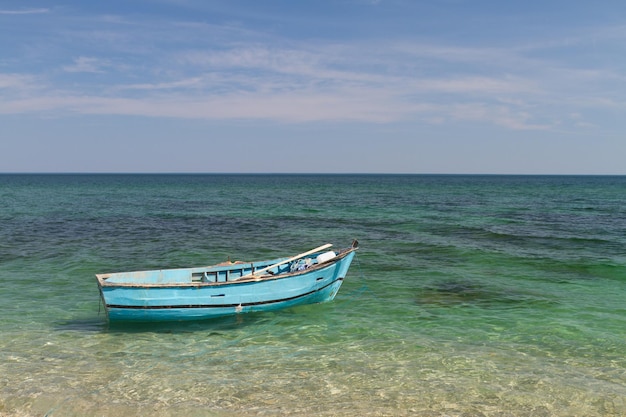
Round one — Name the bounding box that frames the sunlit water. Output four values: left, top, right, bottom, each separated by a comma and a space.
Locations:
1, 174, 625, 416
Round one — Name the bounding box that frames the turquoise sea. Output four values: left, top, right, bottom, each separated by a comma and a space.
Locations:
1, 174, 625, 417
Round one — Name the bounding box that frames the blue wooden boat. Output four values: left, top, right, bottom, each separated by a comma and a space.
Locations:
96, 241, 358, 322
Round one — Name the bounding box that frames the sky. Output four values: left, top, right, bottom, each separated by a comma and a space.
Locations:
1, 0, 625, 174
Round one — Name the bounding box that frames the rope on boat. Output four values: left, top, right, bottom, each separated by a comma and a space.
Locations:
342, 250, 370, 299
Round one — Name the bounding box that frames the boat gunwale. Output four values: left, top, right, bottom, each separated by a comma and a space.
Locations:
96, 247, 357, 289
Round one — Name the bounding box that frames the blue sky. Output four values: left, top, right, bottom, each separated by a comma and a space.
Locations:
1, 0, 625, 173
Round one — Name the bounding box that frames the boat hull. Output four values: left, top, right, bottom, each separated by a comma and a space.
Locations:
98, 249, 355, 322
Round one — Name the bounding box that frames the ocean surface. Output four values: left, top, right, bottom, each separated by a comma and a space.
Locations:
1, 174, 625, 417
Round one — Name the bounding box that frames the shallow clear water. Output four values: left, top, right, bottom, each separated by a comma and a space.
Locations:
1, 174, 625, 416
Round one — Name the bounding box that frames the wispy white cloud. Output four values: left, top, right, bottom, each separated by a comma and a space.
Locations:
1, 9, 622, 133
448, 103, 552, 130
0, 73, 37, 89
119, 78, 205, 91
0, 87, 411, 123
409, 76, 538, 95
0, 8, 49, 15
63, 57, 111, 73
0, 76, 558, 130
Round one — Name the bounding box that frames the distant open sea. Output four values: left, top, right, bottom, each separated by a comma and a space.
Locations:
1, 174, 625, 416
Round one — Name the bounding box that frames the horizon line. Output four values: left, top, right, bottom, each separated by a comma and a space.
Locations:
1, 172, 625, 177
